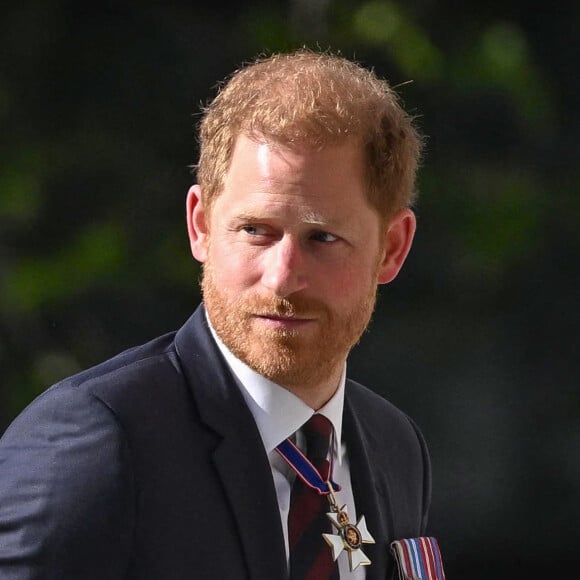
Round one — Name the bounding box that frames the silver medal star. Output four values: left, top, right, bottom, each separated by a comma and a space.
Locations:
322, 505, 375, 571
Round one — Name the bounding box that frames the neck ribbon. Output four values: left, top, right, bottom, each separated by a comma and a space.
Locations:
275, 437, 342, 495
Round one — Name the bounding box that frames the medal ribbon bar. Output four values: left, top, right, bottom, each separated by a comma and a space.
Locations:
390, 537, 446, 580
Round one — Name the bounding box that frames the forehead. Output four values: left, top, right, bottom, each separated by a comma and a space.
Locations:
224, 133, 366, 194
212, 134, 380, 232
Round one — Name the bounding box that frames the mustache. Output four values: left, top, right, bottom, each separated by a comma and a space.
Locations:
241, 295, 329, 318
200, 261, 330, 318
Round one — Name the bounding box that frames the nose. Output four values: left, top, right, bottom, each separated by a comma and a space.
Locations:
261, 235, 308, 298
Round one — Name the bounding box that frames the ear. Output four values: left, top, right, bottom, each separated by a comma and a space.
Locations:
186, 184, 209, 263
376, 208, 417, 284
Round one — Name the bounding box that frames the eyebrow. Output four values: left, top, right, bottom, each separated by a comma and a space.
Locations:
233, 210, 337, 228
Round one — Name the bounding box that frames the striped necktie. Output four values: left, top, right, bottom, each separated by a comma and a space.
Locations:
288, 414, 339, 580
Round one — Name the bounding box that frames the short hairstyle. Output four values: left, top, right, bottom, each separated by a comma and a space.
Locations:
196, 49, 423, 219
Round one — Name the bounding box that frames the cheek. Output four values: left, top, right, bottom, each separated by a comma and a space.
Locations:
316, 265, 360, 299
325, 261, 378, 299
209, 244, 261, 290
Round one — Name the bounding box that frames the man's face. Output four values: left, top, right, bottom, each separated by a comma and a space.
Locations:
194, 134, 389, 396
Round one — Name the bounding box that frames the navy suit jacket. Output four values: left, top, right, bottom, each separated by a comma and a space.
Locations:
0, 305, 430, 579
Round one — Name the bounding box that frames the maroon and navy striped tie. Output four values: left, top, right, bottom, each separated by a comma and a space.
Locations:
288, 414, 339, 580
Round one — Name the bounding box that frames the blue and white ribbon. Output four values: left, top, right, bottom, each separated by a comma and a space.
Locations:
390, 537, 445, 580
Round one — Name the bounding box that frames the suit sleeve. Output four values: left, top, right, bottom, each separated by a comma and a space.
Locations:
0, 385, 134, 580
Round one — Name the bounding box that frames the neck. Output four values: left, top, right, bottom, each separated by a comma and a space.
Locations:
281, 365, 343, 410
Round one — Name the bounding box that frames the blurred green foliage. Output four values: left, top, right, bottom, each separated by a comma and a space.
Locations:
353, 1, 444, 80
2, 222, 126, 312
1, 1, 578, 576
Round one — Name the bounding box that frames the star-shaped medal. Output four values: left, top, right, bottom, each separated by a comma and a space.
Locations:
323, 504, 375, 571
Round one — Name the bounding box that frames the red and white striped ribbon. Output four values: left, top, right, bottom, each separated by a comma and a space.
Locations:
390, 537, 445, 580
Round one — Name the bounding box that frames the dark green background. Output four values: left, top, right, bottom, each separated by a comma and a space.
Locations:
1, 1, 579, 577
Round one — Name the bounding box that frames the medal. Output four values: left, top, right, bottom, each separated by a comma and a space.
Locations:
390, 537, 446, 580
276, 438, 376, 571
322, 482, 375, 571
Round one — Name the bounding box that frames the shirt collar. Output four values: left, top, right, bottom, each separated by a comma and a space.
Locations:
207, 316, 345, 463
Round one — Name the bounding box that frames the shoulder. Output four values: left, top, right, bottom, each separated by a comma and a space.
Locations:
0, 329, 186, 491
345, 378, 430, 482
62, 330, 181, 399
345, 378, 431, 532
0, 312, 215, 576
19, 330, 191, 429
0, 332, 178, 485
345, 378, 419, 434
0, 364, 136, 576
1, 327, 200, 465
345, 381, 431, 536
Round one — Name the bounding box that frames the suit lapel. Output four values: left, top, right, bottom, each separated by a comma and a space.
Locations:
175, 306, 287, 580
343, 384, 395, 580
210, 415, 287, 580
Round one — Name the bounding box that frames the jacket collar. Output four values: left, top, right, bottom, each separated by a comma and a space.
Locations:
175, 304, 287, 580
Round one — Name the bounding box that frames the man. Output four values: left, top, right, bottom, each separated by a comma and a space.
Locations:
0, 50, 431, 579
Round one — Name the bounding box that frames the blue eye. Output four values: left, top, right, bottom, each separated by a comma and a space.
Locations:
242, 225, 268, 236
311, 231, 339, 243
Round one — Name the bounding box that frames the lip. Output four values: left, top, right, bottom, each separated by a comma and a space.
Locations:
253, 314, 315, 329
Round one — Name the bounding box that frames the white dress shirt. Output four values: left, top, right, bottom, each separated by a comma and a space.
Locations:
208, 322, 366, 579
